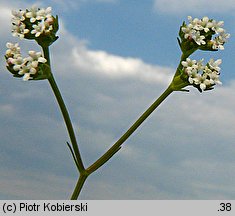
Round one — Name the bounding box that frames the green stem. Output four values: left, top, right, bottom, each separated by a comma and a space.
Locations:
42, 46, 85, 172
70, 172, 88, 200
86, 84, 174, 174
70, 84, 174, 198
42, 45, 186, 199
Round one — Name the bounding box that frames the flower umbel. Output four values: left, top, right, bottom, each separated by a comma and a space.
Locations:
181, 58, 222, 92
179, 16, 230, 54
5, 42, 48, 81
11, 6, 58, 46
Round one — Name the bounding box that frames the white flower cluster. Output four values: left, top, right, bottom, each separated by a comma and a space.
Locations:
11, 6, 54, 39
5, 43, 47, 81
181, 16, 230, 50
181, 58, 222, 91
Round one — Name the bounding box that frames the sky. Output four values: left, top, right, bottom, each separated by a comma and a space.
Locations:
0, 0, 235, 199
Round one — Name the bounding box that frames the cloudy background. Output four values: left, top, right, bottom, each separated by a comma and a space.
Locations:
0, 0, 235, 199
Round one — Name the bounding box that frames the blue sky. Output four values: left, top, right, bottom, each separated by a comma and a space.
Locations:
0, 0, 235, 199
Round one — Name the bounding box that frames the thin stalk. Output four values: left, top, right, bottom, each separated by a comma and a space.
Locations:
42, 45, 185, 199
70, 84, 174, 198
70, 173, 88, 200
86, 84, 174, 175
42, 46, 85, 172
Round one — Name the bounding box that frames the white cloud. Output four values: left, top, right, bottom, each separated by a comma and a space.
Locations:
154, 0, 235, 14
72, 46, 173, 84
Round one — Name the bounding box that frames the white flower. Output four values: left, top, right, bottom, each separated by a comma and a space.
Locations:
212, 39, 225, 50
31, 19, 54, 37
31, 22, 45, 37
192, 31, 206, 45
44, 20, 53, 34
220, 31, 230, 42
11, 9, 30, 39
27, 51, 47, 63
211, 20, 224, 33
208, 59, 222, 72
201, 16, 213, 33
181, 58, 222, 91
12, 20, 29, 39
12, 56, 24, 71
212, 31, 230, 50
25, 6, 39, 23
181, 16, 229, 50
188, 71, 200, 84
181, 58, 197, 68
36, 7, 52, 20
11, 6, 54, 39
12, 9, 25, 21
182, 26, 193, 39
181, 58, 202, 75
26, 6, 52, 23
189, 17, 204, 31
29, 7, 54, 37
5, 43, 21, 57
209, 71, 222, 85
18, 64, 30, 75
5, 43, 47, 81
